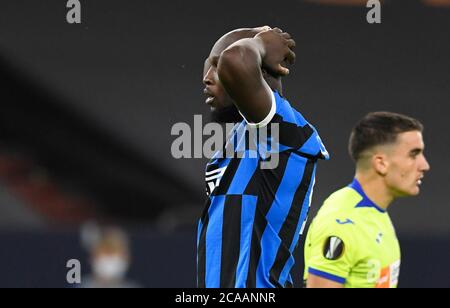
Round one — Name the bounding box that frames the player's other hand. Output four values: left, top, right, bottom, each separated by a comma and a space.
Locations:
255, 27, 296, 77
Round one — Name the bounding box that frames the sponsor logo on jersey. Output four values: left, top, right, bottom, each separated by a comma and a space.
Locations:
336, 218, 355, 225
205, 166, 227, 196
376, 260, 401, 288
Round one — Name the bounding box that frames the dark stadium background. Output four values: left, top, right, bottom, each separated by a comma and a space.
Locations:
0, 0, 449, 287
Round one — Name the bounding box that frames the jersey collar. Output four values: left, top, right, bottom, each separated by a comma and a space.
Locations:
349, 178, 386, 213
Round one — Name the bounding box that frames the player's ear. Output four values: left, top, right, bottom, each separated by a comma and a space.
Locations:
372, 153, 388, 176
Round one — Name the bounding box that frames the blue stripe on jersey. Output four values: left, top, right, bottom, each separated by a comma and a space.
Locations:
235, 195, 258, 288
308, 267, 346, 284
256, 153, 308, 288
227, 155, 259, 195
350, 178, 386, 213
279, 164, 317, 285
274, 92, 308, 126
299, 131, 330, 159
205, 195, 226, 288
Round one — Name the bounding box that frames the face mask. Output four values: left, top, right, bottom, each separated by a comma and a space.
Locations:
93, 255, 128, 281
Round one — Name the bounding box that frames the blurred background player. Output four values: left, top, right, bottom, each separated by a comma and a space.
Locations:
81, 225, 140, 288
197, 26, 328, 288
303, 112, 430, 288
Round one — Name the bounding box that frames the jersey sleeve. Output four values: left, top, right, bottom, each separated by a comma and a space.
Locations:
304, 215, 358, 285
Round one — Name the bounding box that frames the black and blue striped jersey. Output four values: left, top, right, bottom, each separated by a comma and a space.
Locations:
197, 91, 329, 288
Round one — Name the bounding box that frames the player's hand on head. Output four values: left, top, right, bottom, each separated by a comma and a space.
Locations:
255, 27, 296, 77
244, 26, 273, 40
252, 25, 272, 34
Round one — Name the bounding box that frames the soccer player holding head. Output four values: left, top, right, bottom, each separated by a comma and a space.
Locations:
304, 112, 430, 288
197, 26, 329, 288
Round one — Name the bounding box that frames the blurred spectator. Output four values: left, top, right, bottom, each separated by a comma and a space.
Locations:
81, 224, 140, 288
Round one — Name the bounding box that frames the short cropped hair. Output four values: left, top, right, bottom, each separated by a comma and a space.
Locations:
349, 112, 424, 162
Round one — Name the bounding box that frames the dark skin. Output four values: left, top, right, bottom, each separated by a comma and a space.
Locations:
203, 26, 296, 123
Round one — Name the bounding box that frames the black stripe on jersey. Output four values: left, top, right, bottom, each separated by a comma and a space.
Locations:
271, 115, 315, 150
210, 158, 242, 196
197, 197, 211, 288
220, 195, 243, 288
244, 152, 291, 288
292, 150, 321, 161
269, 160, 315, 286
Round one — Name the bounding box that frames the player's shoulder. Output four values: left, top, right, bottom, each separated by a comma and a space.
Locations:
310, 187, 365, 235
271, 91, 329, 159
320, 186, 363, 215
273, 91, 307, 126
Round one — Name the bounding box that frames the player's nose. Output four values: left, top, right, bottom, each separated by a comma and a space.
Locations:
421, 155, 431, 172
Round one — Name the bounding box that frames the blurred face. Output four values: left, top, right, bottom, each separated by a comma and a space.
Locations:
382, 131, 430, 197
92, 246, 129, 281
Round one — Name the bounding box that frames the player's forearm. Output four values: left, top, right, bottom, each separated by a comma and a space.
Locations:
218, 37, 265, 71
217, 38, 265, 92
217, 38, 270, 122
